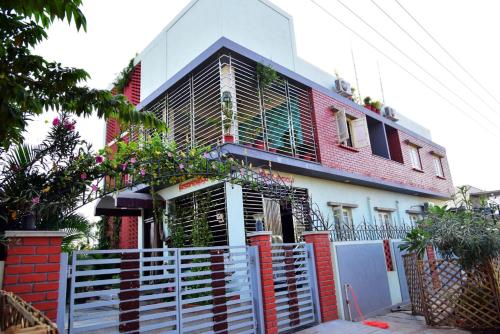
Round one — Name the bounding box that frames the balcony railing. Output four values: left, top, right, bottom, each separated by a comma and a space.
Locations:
142, 52, 318, 162
329, 219, 416, 242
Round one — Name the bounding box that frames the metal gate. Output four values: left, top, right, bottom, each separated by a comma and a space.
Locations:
271, 243, 319, 332
67, 246, 261, 334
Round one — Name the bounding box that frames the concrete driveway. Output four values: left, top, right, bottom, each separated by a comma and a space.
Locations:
297, 311, 470, 334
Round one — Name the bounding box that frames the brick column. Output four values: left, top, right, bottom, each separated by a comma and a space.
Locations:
248, 232, 277, 334
303, 231, 338, 322
3, 230, 66, 322
426, 244, 441, 289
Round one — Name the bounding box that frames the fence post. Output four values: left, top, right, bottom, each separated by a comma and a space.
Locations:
303, 231, 338, 322
119, 252, 140, 333
57, 252, 68, 332
248, 246, 265, 334
426, 245, 441, 289
2, 230, 66, 322
248, 232, 278, 334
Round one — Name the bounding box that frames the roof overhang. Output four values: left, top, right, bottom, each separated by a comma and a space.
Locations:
94, 190, 166, 216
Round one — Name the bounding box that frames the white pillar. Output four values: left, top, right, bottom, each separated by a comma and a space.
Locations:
225, 183, 246, 246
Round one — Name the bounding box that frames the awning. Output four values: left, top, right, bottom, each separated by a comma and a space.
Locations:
94, 190, 166, 216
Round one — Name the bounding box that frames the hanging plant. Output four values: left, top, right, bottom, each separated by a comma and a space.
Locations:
113, 58, 135, 94
256, 63, 279, 89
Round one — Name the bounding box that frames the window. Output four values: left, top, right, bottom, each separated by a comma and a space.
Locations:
333, 206, 354, 228
377, 212, 392, 227
385, 125, 404, 163
433, 156, 444, 178
337, 109, 370, 149
366, 116, 390, 158
408, 145, 422, 170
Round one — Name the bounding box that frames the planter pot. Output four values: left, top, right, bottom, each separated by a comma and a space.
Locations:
223, 134, 234, 143
253, 140, 265, 150
268, 147, 277, 153
300, 154, 314, 161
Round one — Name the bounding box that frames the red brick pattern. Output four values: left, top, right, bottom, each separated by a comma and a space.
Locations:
310, 89, 454, 196
106, 63, 142, 250
3, 235, 63, 321
303, 232, 338, 322
248, 233, 278, 334
426, 244, 441, 289
383, 239, 394, 271
119, 217, 138, 249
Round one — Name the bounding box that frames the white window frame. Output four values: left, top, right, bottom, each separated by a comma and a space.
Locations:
408, 145, 422, 170
408, 213, 420, 225
336, 109, 369, 149
332, 206, 354, 228
433, 155, 445, 178
377, 211, 392, 228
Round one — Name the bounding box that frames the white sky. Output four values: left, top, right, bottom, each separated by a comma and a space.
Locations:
27, 0, 500, 219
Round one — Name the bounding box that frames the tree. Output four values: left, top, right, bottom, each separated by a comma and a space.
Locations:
0, 0, 163, 150
0, 114, 106, 247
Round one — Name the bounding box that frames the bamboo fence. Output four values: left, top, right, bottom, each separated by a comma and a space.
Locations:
403, 254, 500, 330
0, 291, 57, 334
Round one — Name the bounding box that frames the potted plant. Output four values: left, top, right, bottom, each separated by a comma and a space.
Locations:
221, 91, 235, 143
371, 100, 382, 114
363, 96, 373, 111
253, 132, 265, 150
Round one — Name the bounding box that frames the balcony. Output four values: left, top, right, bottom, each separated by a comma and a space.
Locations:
142, 51, 318, 162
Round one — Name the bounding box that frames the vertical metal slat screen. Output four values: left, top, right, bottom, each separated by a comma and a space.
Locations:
169, 184, 228, 246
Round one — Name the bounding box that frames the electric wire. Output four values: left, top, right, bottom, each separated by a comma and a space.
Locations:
335, 0, 500, 132
308, 0, 500, 140
371, 0, 500, 123
394, 0, 500, 106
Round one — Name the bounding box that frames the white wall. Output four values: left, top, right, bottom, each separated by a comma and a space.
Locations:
280, 172, 445, 225
137, 0, 297, 100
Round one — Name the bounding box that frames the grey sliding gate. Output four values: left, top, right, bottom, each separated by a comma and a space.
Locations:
68, 246, 262, 334
271, 244, 319, 333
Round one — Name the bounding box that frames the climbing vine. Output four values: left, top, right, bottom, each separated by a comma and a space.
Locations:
256, 63, 280, 89
113, 58, 135, 94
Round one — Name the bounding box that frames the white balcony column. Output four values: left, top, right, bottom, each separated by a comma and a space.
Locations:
225, 182, 246, 246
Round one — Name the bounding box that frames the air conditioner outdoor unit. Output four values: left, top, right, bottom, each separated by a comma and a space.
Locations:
382, 106, 398, 121
335, 78, 353, 97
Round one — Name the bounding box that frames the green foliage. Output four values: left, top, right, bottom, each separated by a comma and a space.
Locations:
113, 58, 135, 94
256, 63, 279, 88
0, 114, 102, 245
399, 227, 430, 258
401, 200, 500, 270
363, 96, 382, 110
0, 0, 164, 149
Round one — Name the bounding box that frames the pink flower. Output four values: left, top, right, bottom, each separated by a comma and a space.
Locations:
80, 172, 87, 180
91, 184, 98, 192
31, 197, 40, 204
167, 152, 173, 158
140, 169, 146, 176
52, 118, 60, 126
130, 157, 137, 164
121, 163, 128, 171
203, 152, 210, 159
179, 163, 184, 170
64, 120, 76, 131
95, 156, 103, 163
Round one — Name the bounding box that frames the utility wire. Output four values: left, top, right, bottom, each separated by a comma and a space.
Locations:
394, 0, 500, 106
308, 0, 500, 140
371, 0, 500, 123
335, 0, 499, 132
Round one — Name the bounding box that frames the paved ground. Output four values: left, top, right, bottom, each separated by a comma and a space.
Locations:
297, 311, 470, 334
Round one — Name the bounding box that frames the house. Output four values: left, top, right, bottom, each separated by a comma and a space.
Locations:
96, 0, 455, 319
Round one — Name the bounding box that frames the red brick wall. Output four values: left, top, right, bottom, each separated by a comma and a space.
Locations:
310, 89, 454, 196
303, 232, 338, 322
3, 234, 63, 321
105, 62, 142, 249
